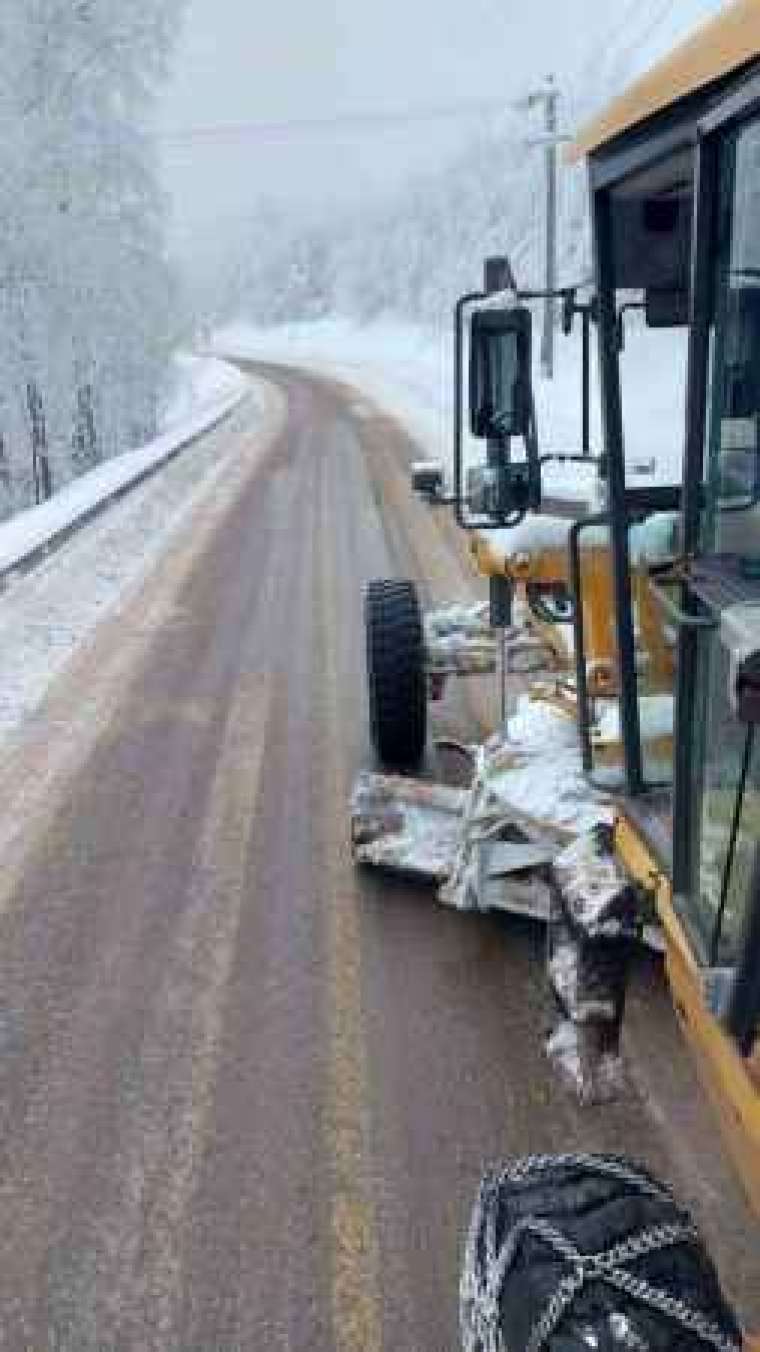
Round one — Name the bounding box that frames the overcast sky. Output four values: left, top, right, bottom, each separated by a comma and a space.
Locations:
159, 0, 724, 265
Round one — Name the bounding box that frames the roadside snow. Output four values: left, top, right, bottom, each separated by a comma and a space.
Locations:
216, 315, 686, 483
0, 373, 279, 744
0, 355, 249, 578
162, 353, 247, 429
217, 317, 687, 562
217, 317, 452, 476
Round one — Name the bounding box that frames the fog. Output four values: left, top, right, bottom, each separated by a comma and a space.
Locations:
159, 0, 725, 266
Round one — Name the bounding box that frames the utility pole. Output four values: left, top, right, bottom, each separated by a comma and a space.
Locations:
543, 77, 559, 379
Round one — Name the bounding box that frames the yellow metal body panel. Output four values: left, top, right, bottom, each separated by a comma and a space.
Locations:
469, 533, 672, 697
468, 535, 570, 584
635, 571, 676, 689
614, 815, 760, 1219
581, 549, 617, 694
567, 0, 760, 164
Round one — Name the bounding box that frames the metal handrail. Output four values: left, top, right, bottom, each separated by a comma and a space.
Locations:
649, 570, 718, 630
453, 290, 486, 529
568, 512, 609, 774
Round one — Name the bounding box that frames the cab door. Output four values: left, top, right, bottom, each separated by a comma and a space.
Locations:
672, 106, 760, 1059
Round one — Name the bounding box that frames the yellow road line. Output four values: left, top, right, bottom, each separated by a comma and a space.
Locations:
320, 509, 383, 1352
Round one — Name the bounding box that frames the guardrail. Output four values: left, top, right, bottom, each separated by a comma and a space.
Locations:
0, 374, 249, 592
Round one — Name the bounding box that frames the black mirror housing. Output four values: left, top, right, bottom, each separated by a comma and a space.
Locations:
469, 307, 532, 441
410, 459, 444, 499
645, 287, 689, 327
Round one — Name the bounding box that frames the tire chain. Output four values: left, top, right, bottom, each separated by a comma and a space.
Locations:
461, 1155, 742, 1352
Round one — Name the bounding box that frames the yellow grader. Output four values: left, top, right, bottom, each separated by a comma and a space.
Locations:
352, 0, 760, 1240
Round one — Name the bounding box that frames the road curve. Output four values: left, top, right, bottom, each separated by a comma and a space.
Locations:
0, 365, 756, 1351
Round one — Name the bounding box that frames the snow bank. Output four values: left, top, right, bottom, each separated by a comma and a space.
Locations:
216, 316, 687, 559
0, 377, 282, 745
0, 354, 249, 579
162, 353, 248, 429
217, 316, 451, 471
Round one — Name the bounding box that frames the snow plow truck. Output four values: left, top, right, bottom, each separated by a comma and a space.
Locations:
352, 0, 760, 1242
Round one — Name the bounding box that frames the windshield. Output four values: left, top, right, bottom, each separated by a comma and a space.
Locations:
1, 5, 758, 1345
703, 118, 760, 555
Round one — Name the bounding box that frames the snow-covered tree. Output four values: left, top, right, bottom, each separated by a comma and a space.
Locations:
207, 0, 720, 340
0, 0, 186, 517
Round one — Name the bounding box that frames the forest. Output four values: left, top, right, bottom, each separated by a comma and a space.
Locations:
0, 0, 185, 518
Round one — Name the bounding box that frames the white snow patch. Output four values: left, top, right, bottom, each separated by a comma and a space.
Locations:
0, 355, 249, 577
484, 697, 614, 836
495, 512, 678, 564
598, 694, 675, 743
216, 317, 687, 564
216, 316, 450, 472
0, 372, 278, 745
162, 352, 249, 429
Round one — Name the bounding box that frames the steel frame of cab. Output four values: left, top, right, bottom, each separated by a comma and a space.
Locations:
582, 59, 760, 1212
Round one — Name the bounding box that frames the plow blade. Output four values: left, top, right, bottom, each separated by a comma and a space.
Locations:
351, 772, 467, 880
350, 771, 558, 921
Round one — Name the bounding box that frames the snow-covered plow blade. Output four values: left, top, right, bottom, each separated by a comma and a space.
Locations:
350, 772, 564, 921
350, 772, 467, 881
350, 706, 662, 1103
351, 704, 601, 907
350, 735, 567, 923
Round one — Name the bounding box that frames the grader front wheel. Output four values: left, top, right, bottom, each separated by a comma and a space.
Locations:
365, 579, 427, 770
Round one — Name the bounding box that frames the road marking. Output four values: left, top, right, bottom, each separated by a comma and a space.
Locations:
124, 695, 215, 732
139, 671, 272, 1344
320, 481, 383, 1352
324, 769, 384, 1352
0, 387, 286, 926
0, 672, 273, 1347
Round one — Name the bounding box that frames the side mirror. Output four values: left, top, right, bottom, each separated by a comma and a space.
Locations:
469, 307, 532, 441
410, 459, 444, 500
645, 287, 689, 327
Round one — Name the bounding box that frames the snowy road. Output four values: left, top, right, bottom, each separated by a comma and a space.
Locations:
0, 366, 756, 1350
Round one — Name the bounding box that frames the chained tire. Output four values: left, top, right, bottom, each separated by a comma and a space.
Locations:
461, 1154, 742, 1352
365, 578, 427, 770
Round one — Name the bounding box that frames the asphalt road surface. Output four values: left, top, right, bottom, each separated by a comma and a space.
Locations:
0, 366, 757, 1351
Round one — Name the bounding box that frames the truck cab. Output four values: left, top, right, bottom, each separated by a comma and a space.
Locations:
544, 0, 760, 1207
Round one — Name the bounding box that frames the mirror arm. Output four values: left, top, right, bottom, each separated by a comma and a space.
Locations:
540, 453, 603, 467
526, 388, 542, 510
454, 290, 487, 529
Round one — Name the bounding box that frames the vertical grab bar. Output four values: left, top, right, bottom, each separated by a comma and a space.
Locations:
569, 512, 609, 775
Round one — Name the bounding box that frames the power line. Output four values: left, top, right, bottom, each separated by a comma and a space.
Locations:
157, 95, 518, 146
